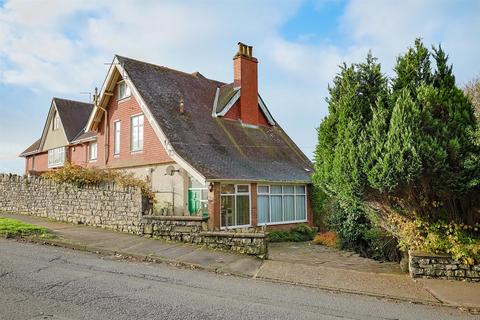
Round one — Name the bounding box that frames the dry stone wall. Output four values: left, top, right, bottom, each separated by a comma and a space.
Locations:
0, 174, 268, 257
0, 174, 146, 233
142, 216, 268, 258
409, 251, 480, 282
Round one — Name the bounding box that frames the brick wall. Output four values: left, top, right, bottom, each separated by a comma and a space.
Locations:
409, 251, 480, 282
95, 80, 173, 169
26, 152, 48, 173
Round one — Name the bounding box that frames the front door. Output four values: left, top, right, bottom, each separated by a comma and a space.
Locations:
220, 184, 250, 228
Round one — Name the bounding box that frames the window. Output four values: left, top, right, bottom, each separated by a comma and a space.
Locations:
118, 81, 131, 100
131, 114, 144, 152
89, 142, 97, 161
53, 112, 60, 130
257, 185, 307, 225
221, 184, 250, 228
48, 147, 65, 168
113, 121, 121, 155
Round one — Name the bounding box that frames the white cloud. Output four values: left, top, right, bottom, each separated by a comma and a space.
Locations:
0, 0, 479, 170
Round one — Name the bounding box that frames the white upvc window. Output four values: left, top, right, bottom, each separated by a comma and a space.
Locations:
220, 184, 251, 228
89, 142, 98, 161
257, 185, 307, 225
118, 81, 131, 100
53, 112, 60, 130
113, 121, 121, 155
48, 147, 65, 168
131, 114, 144, 152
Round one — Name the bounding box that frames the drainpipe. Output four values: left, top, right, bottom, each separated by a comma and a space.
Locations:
94, 88, 109, 167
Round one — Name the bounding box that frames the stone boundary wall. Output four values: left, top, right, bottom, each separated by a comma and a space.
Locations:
409, 251, 480, 282
0, 174, 147, 234
142, 216, 268, 258
0, 174, 268, 258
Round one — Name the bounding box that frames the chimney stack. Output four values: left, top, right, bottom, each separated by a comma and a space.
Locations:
233, 42, 259, 126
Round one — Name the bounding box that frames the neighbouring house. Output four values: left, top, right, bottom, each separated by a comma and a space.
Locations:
20, 43, 314, 231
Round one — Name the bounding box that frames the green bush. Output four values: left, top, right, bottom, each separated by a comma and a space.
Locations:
267, 224, 316, 242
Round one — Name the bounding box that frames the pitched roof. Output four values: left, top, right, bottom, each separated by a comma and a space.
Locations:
20, 98, 94, 157
19, 139, 41, 157
215, 83, 238, 113
53, 98, 93, 142
117, 56, 313, 182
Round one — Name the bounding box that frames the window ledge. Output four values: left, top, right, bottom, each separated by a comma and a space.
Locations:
130, 150, 143, 155
258, 220, 308, 226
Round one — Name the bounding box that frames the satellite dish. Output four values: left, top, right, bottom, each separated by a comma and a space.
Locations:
165, 165, 180, 176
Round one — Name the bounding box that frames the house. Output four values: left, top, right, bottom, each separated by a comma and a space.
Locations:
20, 43, 314, 231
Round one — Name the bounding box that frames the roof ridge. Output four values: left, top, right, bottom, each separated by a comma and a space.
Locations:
115, 54, 226, 85
53, 97, 93, 106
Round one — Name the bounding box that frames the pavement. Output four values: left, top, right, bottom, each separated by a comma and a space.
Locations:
2, 212, 479, 312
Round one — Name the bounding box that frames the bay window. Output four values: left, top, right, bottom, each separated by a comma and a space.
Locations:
258, 185, 307, 225
48, 147, 65, 168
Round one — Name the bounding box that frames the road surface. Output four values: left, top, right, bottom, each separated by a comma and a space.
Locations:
0, 239, 475, 320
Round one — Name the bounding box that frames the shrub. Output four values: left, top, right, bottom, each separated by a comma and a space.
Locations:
313, 231, 338, 247
267, 224, 316, 242
42, 163, 156, 202
387, 213, 480, 264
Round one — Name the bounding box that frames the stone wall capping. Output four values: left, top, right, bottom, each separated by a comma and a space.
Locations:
200, 231, 266, 238
143, 215, 208, 222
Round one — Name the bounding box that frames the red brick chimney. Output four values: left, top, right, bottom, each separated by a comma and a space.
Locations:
233, 42, 259, 126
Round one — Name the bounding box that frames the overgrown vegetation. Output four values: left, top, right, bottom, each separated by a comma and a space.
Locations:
0, 217, 51, 238
313, 231, 338, 247
267, 224, 316, 242
42, 163, 156, 202
314, 39, 480, 262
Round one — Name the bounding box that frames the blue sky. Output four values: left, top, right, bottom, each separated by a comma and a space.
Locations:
0, 0, 479, 174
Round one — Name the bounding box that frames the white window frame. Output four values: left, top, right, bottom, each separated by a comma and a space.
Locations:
130, 114, 144, 152
113, 120, 121, 155
220, 184, 251, 229
53, 112, 60, 131
89, 142, 98, 161
47, 147, 66, 168
117, 80, 131, 100
257, 184, 307, 226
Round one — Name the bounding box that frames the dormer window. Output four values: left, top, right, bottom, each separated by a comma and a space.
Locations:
118, 81, 131, 100
53, 111, 60, 130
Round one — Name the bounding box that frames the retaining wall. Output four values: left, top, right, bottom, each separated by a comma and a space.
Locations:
409, 251, 480, 282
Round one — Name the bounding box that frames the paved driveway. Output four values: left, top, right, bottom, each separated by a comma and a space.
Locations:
268, 242, 402, 274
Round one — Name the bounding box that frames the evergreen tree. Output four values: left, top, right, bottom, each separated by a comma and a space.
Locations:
314, 39, 480, 258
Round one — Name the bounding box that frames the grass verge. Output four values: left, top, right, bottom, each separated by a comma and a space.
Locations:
0, 217, 52, 239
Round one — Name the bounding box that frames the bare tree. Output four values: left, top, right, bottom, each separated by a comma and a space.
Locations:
465, 76, 480, 119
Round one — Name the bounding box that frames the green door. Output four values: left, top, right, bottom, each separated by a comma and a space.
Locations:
188, 190, 201, 215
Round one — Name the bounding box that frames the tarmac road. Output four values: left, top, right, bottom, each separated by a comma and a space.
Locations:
0, 239, 475, 320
